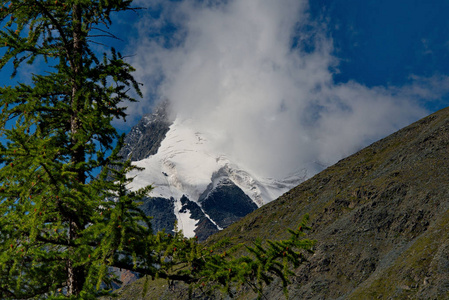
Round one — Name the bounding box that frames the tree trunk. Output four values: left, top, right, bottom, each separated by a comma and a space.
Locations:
67, 4, 86, 296
67, 252, 84, 295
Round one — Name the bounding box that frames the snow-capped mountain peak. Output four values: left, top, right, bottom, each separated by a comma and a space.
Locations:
124, 102, 307, 240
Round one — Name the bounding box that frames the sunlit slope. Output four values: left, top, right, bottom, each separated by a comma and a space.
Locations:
208, 106, 449, 299
117, 106, 449, 299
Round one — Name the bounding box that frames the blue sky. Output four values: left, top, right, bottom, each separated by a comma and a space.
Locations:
3, 0, 449, 122
118, 0, 449, 120
309, 0, 449, 92
114, 0, 449, 177
2, 0, 449, 177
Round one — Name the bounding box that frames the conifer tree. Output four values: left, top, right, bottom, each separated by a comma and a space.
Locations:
0, 1, 315, 299
0, 1, 152, 298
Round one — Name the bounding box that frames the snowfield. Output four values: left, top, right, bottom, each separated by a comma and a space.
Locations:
127, 117, 307, 237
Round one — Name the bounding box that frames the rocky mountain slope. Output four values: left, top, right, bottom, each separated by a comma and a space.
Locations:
121, 100, 307, 241
116, 106, 449, 299
118, 100, 172, 162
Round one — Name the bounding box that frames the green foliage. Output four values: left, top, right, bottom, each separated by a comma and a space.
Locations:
137, 215, 315, 300
0, 1, 315, 299
0, 1, 150, 298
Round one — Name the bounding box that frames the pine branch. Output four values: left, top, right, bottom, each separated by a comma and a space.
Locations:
33, 0, 73, 67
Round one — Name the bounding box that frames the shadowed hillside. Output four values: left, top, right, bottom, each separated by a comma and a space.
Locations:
113, 106, 449, 299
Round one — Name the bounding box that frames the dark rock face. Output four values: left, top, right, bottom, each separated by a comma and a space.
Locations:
199, 178, 258, 229
139, 195, 221, 241
119, 99, 171, 162
179, 196, 219, 241
139, 197, 177, 234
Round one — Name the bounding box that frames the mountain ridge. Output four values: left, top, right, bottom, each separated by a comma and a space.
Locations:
207, 106, 449, 299
115, 106, 449, 299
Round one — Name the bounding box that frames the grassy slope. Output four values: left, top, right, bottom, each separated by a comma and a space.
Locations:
116, 106, 449, 299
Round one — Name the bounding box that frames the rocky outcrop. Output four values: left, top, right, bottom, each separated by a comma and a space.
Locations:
137, 183, 258, 241
179, 196, 219, 241
139, 197, 177, 234
199, 178, 258, 229
118, 99, 171, 162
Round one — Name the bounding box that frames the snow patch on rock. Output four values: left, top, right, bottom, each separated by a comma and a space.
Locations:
127, 117, 307, 237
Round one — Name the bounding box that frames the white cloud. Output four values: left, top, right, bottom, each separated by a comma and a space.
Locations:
125, 0, 445, 179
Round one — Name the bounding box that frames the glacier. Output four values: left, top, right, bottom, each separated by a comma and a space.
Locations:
126, 115, 308, 238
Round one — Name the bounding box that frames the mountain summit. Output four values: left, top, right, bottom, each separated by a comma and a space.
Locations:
121, 100, 307, 240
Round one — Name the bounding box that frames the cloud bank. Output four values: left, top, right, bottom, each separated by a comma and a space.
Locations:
126, 0, 446, 178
